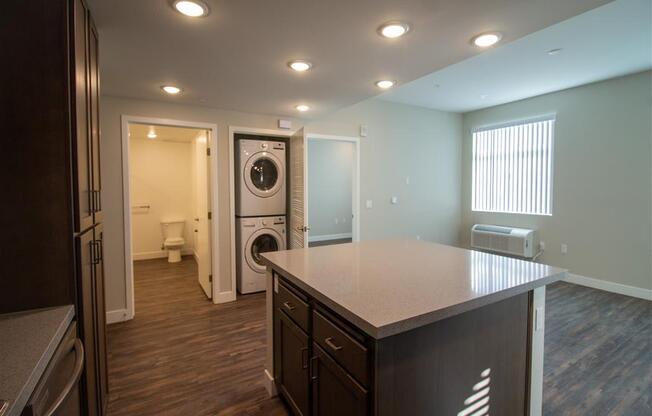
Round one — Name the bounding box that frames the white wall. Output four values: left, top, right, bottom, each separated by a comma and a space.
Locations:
461, 71, 652, 293
101, 95, 463, 313
129, 137, 194, 259
308, 99, 463, 244
308, 140, 354, 239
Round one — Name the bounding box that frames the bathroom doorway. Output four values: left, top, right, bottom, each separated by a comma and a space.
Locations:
121, 116, 221, 321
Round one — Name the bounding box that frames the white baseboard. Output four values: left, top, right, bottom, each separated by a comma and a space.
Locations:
263, 369, 278, 397
106, 308, 130, 324
565, 273, 652, 301
132, 248, 194, 261
213, 290, 236, 304
308, 232, 352, 243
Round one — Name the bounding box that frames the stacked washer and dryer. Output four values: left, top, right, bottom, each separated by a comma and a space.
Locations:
235, 137, 287, 294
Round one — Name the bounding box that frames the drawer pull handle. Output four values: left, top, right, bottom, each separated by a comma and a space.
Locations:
324, 337, 343, 351
283, 301, 296, 311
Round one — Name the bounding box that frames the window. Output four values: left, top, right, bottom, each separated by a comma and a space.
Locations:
472, 117, 554, 215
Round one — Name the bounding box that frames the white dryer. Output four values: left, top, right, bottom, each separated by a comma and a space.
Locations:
236, 139, 286, 217
236, 216, 286, 294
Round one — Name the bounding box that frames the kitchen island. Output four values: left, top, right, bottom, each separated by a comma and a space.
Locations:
261, 240, 566, 416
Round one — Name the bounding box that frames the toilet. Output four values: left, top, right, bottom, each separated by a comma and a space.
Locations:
161, 219, 185, 263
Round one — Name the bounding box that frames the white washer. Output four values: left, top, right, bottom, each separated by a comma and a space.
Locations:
235, 139, 286, 217
236, 216, 286, 294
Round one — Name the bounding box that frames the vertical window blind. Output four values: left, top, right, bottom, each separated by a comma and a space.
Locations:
472, 117, 554, 215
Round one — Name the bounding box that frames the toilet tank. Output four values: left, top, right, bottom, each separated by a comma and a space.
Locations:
161, 219, 185, 239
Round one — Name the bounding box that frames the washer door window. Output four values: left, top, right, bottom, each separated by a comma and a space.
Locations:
245, 229, 283, 273
244, 152, 284, 198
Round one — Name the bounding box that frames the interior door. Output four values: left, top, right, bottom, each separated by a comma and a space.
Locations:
196, 132, 212, 299
289, 128, 307, 248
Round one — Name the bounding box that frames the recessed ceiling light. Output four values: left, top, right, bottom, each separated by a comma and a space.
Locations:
147, 127, 157, 139
547, 48, 563, 55
378, 21, 410, 39
375, 80, 395, 89
295, 104, 310, 112
471, 32, 502, 48
161, 85, 181, 95
173, 0, 210, 17
288, 60, 313, 72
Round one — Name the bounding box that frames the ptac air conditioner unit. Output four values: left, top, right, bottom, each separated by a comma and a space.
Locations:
471, 224, 538, 258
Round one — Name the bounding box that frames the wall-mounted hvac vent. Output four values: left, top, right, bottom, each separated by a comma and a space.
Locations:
471, 224, 538, 258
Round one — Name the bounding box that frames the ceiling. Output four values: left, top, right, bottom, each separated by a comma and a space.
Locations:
129, 123, 206, 142
87, 0, 612, 119
380, 0, 652, 112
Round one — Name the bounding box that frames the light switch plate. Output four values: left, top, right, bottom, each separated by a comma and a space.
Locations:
366, 200, 373, 209
391, 196, 398, 204
360, 124, 368, 137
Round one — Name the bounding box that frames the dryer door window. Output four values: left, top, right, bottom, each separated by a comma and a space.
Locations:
244, 152, 285, 198
251, 234, 279, 266
250, 157, 278, 191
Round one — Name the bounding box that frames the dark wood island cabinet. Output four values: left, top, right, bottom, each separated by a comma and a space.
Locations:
263, 240, 566, 416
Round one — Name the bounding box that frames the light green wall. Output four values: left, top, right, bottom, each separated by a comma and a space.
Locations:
461, 71, 652, 290
307, 140, 354, 238
308, 99, 463, 244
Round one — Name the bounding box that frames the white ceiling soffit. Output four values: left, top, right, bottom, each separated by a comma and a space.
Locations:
380, 0, 652, 113
86, 0, 612, 118
129, 123, 205, 142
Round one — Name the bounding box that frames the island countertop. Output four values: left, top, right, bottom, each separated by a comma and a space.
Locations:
262, 239, 566, 339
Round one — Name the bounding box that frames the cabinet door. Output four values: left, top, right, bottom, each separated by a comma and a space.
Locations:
93, 224, 108, 415
311, 343, 368, 416
76, 228, 98, 416
278, 311, 310, 416
88, 16, 103, 224
72, 0, 93, 232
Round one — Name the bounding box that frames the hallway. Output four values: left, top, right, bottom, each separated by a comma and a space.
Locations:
106, 257, 287, 415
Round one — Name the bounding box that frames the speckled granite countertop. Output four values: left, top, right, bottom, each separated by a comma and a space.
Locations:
0, 305, 75, 416
262, 240, 566, 339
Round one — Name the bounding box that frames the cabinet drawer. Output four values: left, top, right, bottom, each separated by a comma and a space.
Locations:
278, 281, 310, 333
313, 310, 369, 387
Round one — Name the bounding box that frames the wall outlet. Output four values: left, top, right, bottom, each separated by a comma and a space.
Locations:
561, 243, 568, 254
334, 218, 339, 224
366, 200, 373, 209
539, 241, 545, 251
405, 176, 411, 185
391, 196, 398, 204
416, 235, 421, 240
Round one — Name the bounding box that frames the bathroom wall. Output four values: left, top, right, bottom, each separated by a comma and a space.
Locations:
129, 136, 195, 259
307, 140, 354, 240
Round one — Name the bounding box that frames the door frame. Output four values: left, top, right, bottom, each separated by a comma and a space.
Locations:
305, 133, 361, 243
228, 126, 294, 302
120, 115, 220, 320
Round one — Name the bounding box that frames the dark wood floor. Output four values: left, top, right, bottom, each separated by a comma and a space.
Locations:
543, 282, 651, 415
107, 259, 651, 415
106, 257, 287, 416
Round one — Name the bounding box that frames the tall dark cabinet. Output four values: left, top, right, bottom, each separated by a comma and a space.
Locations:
1, 1, 108, 415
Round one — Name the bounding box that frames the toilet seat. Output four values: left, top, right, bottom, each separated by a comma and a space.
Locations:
164, 237, 185, 246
